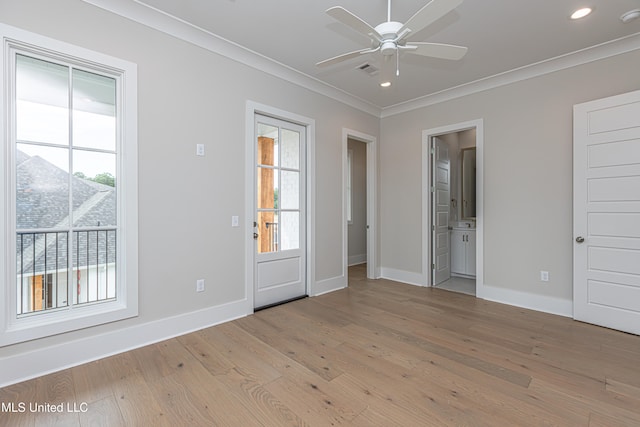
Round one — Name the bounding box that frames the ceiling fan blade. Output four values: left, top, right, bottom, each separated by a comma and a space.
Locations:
316, 48, 372, 68
326, 6, 382, 40
400, 0, 463, 39
405, 42, 468, 60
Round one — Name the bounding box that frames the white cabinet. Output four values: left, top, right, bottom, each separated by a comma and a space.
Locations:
451, 229, 476, 277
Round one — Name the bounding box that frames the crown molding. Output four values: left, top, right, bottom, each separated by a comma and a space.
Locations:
380, 32, 640, 118
81, 0, 382, 117
82, 0, 639, 120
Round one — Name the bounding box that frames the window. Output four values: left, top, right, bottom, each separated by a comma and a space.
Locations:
1, 25, 138, 346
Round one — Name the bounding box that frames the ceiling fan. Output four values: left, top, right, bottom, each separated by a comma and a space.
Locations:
317, 0, 468, 76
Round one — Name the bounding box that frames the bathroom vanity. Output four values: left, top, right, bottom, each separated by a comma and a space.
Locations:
451, 223, 476, 278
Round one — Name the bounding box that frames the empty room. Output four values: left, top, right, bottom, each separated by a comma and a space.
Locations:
1, 0, 640, 425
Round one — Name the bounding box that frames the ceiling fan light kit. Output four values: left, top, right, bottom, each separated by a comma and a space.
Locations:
317, 0, 468, 78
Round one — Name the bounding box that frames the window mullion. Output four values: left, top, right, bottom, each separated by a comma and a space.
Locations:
67, 65, 75, 311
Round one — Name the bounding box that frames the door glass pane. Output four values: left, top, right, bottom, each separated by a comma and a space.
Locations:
281, 212, 299, 250
257, 124, 278, 167
16, 55, 69, 146
281, 129, 299, 169
73, 69, 116, 151
257, 167, 278, 209
257, 211, 278, 253
16, 143, 70, 229
72, 150, 117, 227
280, 170, 299, 210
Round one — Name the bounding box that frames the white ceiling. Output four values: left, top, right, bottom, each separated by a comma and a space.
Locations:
134, 0, 639, 110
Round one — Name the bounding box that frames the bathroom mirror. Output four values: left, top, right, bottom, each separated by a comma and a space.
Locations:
461, 147, 476, 219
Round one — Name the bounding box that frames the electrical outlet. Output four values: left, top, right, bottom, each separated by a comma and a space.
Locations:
196, 279, 205, 292
196, 144, 205, 156
540, 271, 549, 282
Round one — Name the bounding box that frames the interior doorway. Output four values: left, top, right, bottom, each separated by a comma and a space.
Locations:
422, 120, 484, 298
347, 138, 367, 267
343, 129, 377, 283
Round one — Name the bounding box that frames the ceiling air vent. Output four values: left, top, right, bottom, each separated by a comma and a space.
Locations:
356, 62, 379, 76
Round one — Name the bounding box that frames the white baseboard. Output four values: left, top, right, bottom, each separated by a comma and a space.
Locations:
312, 275, 347, 296
379, 267, 425, 287
348, 254, 367, 266
377, 268, 572, 318
0, 298, 250, 388
480, 285, 573, 318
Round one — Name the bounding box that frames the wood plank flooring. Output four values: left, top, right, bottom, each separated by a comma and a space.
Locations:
2, 264, 640, 426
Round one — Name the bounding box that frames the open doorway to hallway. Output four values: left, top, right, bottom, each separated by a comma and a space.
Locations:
347, 138, 367, 268
343, 129, 377, 284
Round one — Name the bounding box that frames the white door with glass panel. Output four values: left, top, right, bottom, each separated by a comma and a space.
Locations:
254, 115, 306, 309
573, 90, 640, 335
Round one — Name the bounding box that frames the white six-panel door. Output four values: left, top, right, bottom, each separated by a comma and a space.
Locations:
573, 90, 640, 335
432, 137, 451, 285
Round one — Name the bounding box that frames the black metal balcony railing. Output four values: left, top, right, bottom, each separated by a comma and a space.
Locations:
16, 229, 116, 315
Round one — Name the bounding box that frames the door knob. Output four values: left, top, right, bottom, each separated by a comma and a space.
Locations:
253, 232, 259, 240
575, 236, 585, 243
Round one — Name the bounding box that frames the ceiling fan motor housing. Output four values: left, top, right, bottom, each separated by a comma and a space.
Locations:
374, 21, 404, 56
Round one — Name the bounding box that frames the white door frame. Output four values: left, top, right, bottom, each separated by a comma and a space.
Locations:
343, 128, 378, 281
422, 119, 484, 297
245, 101, 315, 311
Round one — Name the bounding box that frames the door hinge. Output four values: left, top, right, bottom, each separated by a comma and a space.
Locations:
432, 224, 435, 231
430, 147, 435, 154
430, 186, 435, 193
432, 263, 435, 270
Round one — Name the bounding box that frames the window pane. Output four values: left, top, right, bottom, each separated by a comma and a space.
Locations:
257, 211, 278, 253
257, 167, 278, 209
280, 170, 299, 210
16, 143, 70, 229
16, 55, 69, 146
281, 128, 299, 169
72, 150, 116, 227
281, 212, 299, 250
16, 232, 69, 315
73, 69, 116, 151
257, 124, 278, 167
72, 230, 117, 305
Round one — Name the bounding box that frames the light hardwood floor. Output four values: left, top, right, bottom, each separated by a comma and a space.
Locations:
2, 264, 640, 426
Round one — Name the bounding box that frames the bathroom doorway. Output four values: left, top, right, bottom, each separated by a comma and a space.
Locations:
422, 120, 484, 297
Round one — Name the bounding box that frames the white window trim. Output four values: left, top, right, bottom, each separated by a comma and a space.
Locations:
0, 24, 138, 347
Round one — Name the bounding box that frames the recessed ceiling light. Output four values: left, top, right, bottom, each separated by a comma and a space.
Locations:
571, 7, 592, 20
380, 81, 392, 88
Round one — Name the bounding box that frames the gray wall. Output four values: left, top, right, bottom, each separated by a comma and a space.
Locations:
0, 0, 378, 361
380, 49, 640, 306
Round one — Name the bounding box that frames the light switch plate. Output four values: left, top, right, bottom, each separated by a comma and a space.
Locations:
231, 216, 239, 227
